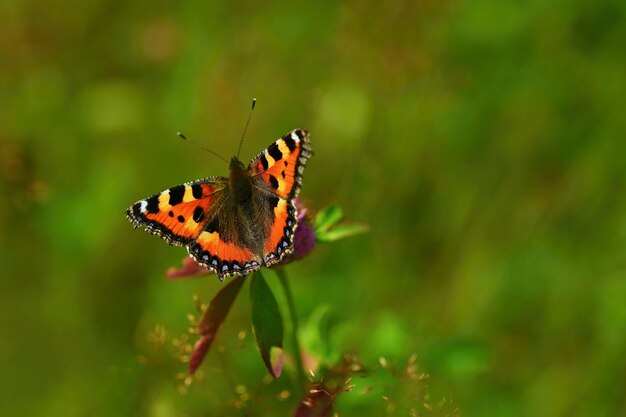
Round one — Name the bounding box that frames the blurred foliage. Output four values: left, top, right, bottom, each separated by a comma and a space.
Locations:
2, 0, 626, 416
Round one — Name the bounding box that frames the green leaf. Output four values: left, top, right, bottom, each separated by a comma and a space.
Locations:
189, 275, 246, 374
250, 271, 284, 378
300, 305, 343, 366
317, 222, 369, 243
313, 205, 344, 234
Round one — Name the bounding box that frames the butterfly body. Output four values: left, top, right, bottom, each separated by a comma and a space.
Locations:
126, 129, 312, 280
228, 157, 254, 201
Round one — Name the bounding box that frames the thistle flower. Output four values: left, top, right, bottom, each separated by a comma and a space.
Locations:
290, 204, 316, 261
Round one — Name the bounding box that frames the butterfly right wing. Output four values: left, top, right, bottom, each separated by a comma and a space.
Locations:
247, 129, 312, 266
248, 129, 312, 200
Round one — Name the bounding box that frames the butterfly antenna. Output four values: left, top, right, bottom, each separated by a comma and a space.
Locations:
177, 132, 229, 164
236, 98, 256, 159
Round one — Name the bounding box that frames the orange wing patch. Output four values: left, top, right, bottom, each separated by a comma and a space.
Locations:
188, 230, 261, 279
250, 129, 312, 199
126, 179, 222, 246
263, 198, 298, 266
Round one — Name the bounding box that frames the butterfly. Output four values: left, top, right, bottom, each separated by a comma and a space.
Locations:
126, 129, 312, 280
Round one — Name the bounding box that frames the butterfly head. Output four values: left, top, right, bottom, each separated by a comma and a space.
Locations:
229, 156, 246, 174
229, 156, 252, 201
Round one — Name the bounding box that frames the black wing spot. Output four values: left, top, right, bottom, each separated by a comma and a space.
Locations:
260, 154, 269, 170
191, 184, 203, 199
193, 206, 204, 223
169, 185, 185, 206
269, 175, 279, 189
283, 135, 296, 152
206, 218, 219, 233
281, 170, 286, 179
284, 161, 289, 167
268, 143, 283, 161
168, 211, 174, 217
269, 195, 279, 208
177, 215, 185, 223
146, 196, 160, 213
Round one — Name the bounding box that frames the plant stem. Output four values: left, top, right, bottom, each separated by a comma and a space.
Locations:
276, 267, 307, 390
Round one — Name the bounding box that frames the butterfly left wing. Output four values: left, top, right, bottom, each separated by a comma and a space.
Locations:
248, 129, 312, 266
126, 177, 226, 246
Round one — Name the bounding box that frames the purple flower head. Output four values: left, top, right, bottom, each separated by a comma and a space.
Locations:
292, 216, 316, 260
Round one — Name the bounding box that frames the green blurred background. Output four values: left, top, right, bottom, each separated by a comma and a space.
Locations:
2, 0, 626, 416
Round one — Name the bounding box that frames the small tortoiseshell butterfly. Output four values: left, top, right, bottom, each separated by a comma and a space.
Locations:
126, 129, 312, 280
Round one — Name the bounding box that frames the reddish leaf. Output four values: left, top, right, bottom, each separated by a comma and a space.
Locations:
166, 256, 210, 280
189, 275, 245, 374
189, 335, 211, 374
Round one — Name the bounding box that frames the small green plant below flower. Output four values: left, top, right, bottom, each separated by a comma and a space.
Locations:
139, 203, 458, 416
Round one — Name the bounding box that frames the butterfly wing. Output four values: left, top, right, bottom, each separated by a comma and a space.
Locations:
248, 129, 312, 266
187, 217, 262, 280
249, 129, 312, 200
126, 176, 262, 280
126, 177, 226, 246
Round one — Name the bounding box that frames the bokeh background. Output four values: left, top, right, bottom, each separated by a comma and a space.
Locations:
2, 1, 626, 416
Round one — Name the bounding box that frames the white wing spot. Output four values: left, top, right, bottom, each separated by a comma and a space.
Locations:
140, 200, 148, 212
291, 132, 300, 142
